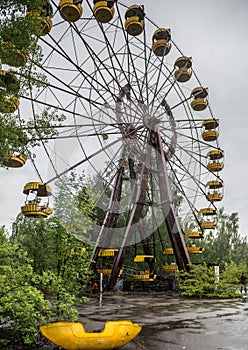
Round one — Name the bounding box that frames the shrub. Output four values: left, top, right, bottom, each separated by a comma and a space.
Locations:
179, 262, 241, 298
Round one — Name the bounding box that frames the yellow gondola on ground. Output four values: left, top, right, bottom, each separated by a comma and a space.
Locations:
93, 1, 115, 23
96, 269, 123, 276
40, 320, 141, 350
59, 0, 83, 22
163, 248, 178, 271
133, 271, 157, 281
96, 249, 121, 275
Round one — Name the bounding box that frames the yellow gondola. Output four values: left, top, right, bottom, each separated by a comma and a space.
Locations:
198, 207, 217, 216
93, 1, 115, 23
202, 119, 219, 142
174, 56, 192, 82
133, 271, 157, 281
27, 12, 53, 36
152, 28, 171, 57
187, 246, 204, 254
200, 221, 216, 230
26, 1, 53, 36
0, 70, 20, 93
191, 87, 208, 111
23, 182, 52, 196
21, 203, 52, 218
98, 248, 119, 257
198, 207, 217, 230
0, 96, 20, 113
96, 249, 121, 275
163, 264, 178, 272
185, 231, 204, 239
124, 5, 145, 36
163, 249, 178, 271
0, 41, 28, 67
0, 70, 20, 113
207, 149, 224, 172
133, 255, 156, 281
2, 153, 26, 168
164, 248, 174, 255
22, 182, 53, 218
40, 320, 142, 350
96, 269, 123, 275
206, 179, 224, 202
59, 0, 83, 22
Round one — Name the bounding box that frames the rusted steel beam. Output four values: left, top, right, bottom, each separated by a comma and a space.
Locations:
91, 164, 124, 261
108, 134, 152, 289
153, 126, 191, 271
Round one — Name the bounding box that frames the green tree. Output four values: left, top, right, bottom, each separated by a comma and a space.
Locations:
0, 1, 65, 166
203, 208, 248, 265
10, 172, 96, 296
0, 228, 78, 346
179, 262, 240, 298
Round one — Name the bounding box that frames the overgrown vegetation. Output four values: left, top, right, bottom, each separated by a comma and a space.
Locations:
0, 173, 95, 348
0, 0, 65, 166
178, 262, 244, 298
0, 228, 79, 347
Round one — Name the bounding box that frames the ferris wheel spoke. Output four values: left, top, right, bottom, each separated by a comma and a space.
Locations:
166, 163, 204, 226
13, 0, 223, 284
20, 95, 113, 129
39, 36, 118, 106
85, 0, 142, 103
114, 2, 145, 102
45, 134, 127, 186
140, 25, 152, 106
71, 25, 129, 102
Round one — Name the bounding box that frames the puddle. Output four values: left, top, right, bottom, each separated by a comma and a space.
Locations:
37, 293, 248, 349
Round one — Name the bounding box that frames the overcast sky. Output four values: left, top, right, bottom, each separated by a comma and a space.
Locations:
1, 0, 248, 235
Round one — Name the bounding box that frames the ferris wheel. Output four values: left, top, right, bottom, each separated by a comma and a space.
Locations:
1, 0, 224, 289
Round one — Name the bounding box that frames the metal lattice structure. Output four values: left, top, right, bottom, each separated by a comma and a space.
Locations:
2, 1, 224, 289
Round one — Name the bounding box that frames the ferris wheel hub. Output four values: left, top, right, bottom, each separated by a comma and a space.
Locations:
125, 124, 137, 139
143, 113, 160, 129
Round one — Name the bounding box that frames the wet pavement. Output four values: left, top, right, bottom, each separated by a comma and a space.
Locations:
42, 293, 248, 350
